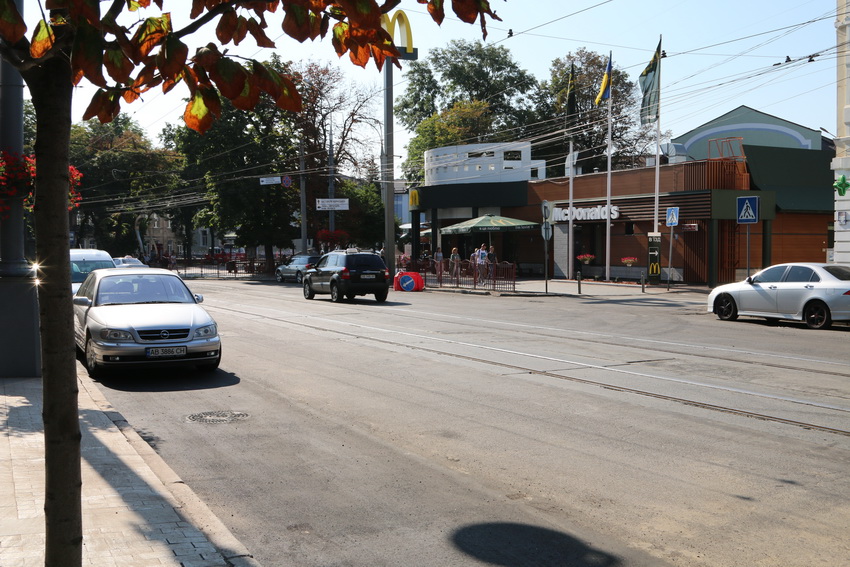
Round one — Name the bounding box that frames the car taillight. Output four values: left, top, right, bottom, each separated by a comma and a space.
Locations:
844, 290, 850, 296
383, 269, 389, 278
341, 267, 350, 279
305, 264, 312, 269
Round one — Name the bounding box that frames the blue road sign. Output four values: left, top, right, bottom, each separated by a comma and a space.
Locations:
666, 207, 679, 227
737, 196, 759, 224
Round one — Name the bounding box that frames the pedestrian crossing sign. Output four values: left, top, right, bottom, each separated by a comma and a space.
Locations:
737, 196, 759, 224
665, 207, 679, 227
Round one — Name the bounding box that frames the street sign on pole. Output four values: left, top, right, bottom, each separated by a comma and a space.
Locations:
666, 207, 679, 227
541, 200, 553, 223
737, 196, 759, 224
541, 221, 552, 241
647, 232, 661, 285
316, 198, 349, 211
260, 176, 281, 186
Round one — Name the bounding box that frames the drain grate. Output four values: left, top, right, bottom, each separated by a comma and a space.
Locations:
187, 410, 249, 424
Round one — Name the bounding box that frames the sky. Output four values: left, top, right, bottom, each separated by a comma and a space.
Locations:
18, 1, 842, 173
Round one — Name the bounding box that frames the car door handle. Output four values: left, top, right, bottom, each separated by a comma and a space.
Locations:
768, 285, 778, 290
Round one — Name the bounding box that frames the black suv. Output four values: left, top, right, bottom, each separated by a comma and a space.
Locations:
303, 250, 390, 302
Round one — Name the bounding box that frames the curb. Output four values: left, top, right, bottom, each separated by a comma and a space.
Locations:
77, 369, 263, 567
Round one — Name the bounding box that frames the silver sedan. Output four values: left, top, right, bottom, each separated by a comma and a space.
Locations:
73, 268, 221, 376
707, 262, 850, 329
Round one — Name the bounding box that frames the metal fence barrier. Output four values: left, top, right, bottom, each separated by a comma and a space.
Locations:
174, 260, 275, 280
418, 259, 516, 292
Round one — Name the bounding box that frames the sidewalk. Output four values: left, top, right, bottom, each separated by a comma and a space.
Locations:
431, 276, 712, 300
0, 366, 261, 567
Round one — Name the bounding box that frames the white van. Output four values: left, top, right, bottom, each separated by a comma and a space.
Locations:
70, 249, 115, 294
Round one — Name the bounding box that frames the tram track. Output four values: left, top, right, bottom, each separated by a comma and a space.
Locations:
210, 300, 850, 438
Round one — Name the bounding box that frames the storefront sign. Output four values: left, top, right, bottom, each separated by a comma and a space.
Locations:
553, 205, 619, 222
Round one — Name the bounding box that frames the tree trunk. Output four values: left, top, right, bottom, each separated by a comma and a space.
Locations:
23, 54, 83, 567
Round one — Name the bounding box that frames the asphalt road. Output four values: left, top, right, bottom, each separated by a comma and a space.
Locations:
91, 280, 850, 567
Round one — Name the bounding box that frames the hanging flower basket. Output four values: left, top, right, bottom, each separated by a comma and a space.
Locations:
0, 151, 82, 219
577, 253, 595, 264
621, 256, 638, 267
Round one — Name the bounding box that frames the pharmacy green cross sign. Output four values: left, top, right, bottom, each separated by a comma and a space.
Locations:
834, 174, 850, 197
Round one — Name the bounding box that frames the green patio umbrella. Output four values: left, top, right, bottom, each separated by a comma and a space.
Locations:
440, 214, 539, 235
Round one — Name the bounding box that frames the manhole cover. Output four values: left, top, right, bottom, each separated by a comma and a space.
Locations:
187, 410, 249, 424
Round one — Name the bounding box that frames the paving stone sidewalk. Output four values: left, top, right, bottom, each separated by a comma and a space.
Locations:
0, 370, 260, 567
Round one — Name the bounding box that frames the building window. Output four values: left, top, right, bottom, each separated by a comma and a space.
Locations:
468, 151, 495, 158
201, 231, 208, 247
504, 150, 521, 161
530, 168, 538, 179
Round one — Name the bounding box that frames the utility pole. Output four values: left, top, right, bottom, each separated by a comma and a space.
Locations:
0, 0, 40, 377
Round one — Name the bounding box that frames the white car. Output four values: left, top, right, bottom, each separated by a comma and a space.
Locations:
73, 268, 221, 376
708, 263, 850, 329
113, 256, 148, 268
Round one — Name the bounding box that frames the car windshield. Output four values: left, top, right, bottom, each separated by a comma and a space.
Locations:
823, 265, 850, 280
71, 260, 117, 283
96, 274, 195, 305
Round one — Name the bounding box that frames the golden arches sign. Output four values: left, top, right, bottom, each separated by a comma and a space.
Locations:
381, 11, 418, 61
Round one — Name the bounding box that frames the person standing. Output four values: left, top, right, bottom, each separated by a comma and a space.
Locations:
487, 245, 497, 278
477, 243, 488, 279
450, 247, 461, 278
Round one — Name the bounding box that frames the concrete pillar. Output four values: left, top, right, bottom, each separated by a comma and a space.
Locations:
0, 0, 40, 377
831, 1, 850, 262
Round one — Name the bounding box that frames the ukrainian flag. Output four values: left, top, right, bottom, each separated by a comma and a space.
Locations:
595, 52, 612, 106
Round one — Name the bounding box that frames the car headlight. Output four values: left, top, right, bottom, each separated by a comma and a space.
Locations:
100, 329, 133, 341
194, 324, 217, 339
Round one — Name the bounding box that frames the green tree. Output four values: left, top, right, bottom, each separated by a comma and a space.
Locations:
0, 2, 501, 563
403, 100, 494, 184
70, 114, 181, 254
395, 39, 537, 137
534, 48, 656, 176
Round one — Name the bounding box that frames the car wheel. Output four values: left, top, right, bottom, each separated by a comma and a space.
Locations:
275, 270, 284, 283
303, 280, 315, 300
803, 300, 832, 330
296, 271, 303, 284
331, 283, 343, 303
85, 336, 104, 378
714, 293, 738, 321
374, 290, 388, 303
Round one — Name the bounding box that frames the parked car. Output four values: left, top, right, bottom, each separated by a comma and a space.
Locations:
708, 262, 850, 329
275, 254, 320, 284
72, 267, 222, 376
113, 256, 148, 268
303, 249, 390, 303
70, 248, 116, 294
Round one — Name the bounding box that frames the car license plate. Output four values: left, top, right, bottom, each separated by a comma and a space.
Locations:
146, 346, 187, 358
362, 274, 375, 279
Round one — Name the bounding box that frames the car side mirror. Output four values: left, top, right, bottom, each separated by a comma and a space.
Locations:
194, 294, 204, 303
73, 296, 91, 307
746, 276, 754, 285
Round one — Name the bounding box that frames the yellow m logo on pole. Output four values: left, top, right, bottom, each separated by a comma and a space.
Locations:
381, 11, 418, 61
409, 189, 420, 207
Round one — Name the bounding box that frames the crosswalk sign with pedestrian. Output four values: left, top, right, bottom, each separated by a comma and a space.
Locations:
737, 196, 759, 224
666, 207, 679, 227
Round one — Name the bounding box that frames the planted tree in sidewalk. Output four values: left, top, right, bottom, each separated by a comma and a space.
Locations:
0, 1, 502, 565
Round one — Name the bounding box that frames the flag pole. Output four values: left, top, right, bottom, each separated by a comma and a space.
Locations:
605, 92, 612, 282
653, 36, 662, 233
568, 139, 574, 279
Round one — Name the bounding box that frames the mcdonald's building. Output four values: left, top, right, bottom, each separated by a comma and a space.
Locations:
413, 107, 835, 286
